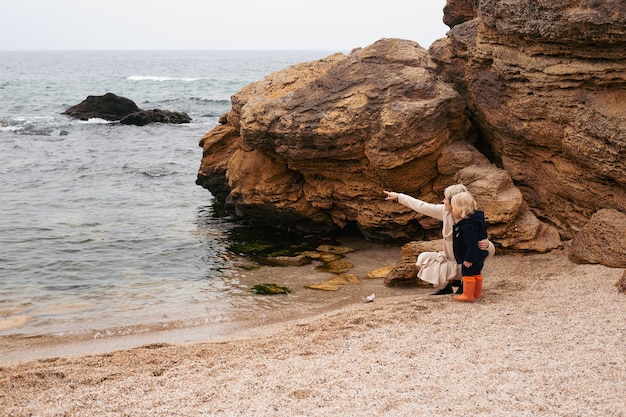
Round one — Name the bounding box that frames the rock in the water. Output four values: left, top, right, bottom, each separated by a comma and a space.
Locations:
63, 92, 191, 125
120, 109, 191, 126
250, 284, 291, 295
62, 92, 140, 121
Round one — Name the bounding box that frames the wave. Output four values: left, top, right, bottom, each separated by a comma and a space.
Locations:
127, 75, 205, 82
148, 97, 231, 105
79, 118, 112, 124
0, 115, 114, 135
0, 124, 21, 132
189, 97, 231, 104
0, 116, 74, 136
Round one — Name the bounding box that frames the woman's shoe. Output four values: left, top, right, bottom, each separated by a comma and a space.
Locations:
431, 284, 453, 295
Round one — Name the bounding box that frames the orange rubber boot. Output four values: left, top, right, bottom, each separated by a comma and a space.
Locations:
453, 276, 476, 302
473, 274, 483, 299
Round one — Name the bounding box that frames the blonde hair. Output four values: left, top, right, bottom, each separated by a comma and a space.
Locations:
444, 184, 467, 201
450, 191, 477, 219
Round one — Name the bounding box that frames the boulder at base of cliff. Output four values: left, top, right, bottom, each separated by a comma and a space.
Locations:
456, 164, 562, 253
568, 209, 626, 268
196, 38, 472, 238
384, 240, 443, 287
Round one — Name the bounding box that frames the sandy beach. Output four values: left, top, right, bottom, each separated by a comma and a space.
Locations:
1, 248, 625, 417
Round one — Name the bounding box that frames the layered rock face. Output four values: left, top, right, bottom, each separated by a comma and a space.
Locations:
198, 40, 473, 238
433, 0, 626, 240
197, 39, 559, 253
197, 1, 626, 266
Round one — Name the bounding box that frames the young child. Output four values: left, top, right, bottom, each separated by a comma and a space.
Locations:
450, 192, 489, 302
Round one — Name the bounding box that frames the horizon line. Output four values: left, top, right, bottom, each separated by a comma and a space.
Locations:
0, 48, 351, 53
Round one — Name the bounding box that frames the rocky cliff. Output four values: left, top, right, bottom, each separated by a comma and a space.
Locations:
433, 0, 626, 239
197, 0, 626, 267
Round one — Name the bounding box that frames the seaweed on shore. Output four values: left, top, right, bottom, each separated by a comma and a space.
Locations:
251, 283, 292, 295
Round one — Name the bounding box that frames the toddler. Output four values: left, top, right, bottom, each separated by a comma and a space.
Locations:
450, 192, 489, 302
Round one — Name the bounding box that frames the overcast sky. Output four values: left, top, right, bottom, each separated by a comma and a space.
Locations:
2, 0, 449, 52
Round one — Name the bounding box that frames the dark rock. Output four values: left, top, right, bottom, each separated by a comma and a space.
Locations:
120, 109, 191, 126
62, 92, 140, 121
63, 92, 191, 125
250, 284, 291, 295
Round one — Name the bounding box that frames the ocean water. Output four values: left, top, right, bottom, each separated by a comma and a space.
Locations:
0, 50, 337, 339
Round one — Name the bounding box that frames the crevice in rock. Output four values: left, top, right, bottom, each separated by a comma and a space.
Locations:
467, 115, 499, 167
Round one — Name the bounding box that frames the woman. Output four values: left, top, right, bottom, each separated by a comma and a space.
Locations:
383, 185, 494, 295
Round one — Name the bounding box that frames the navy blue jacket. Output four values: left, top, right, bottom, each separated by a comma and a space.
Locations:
453, 210, 488, 266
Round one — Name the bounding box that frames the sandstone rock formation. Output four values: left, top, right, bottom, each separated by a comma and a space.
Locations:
197, 39, 560, 253
432, 0, 626, 240
63, 92, 191, 125
383, 240, 442, 287
197, 1, 626, 268
568, 209, 626, 268
199, 41, 468, 237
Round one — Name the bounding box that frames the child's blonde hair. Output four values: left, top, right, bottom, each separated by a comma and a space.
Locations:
450, 191, 477, 219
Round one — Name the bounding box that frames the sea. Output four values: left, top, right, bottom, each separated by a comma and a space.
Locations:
0, 50, 359, 344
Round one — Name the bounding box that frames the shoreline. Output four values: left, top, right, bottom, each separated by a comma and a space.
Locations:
2, 250, 624, 416
0, 237, 410, 365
